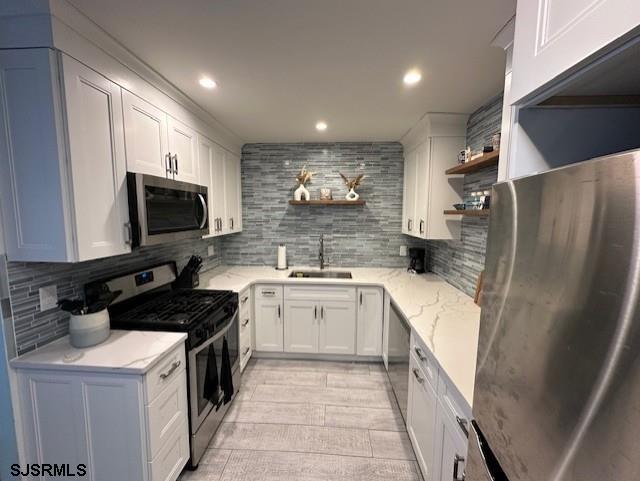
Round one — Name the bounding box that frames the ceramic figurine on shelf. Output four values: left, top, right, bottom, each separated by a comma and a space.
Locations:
339, 172, 366, 201
294, 165, 316, 201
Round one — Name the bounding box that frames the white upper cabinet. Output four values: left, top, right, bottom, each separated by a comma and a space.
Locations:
122, 89, 169, 178
511, 0, 640, 104
200, 140, 243, 237
0, 49, 131, 262
167, 115, 199, 184
401, 114, 467, 241
357, 287, 384, 356
61, 55, 131, 261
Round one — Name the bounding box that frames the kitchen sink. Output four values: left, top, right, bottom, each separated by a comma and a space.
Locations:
288, 270, 353, 279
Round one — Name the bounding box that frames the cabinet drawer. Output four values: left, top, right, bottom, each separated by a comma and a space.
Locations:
240, 341, 252, 372
239, 311, 252, 337
255, 284, 283, 301
437, 373, 472, 440
146, 368, 188, 458
145, 345, 186, 403
284, 285, 356, 302
148, 421, 189, 481
410, 333, 438, 390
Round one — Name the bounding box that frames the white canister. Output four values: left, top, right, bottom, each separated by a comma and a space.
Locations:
69, 310, 110, 348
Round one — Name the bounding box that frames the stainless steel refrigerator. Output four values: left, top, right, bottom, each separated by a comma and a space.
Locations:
467, 149, 640, 481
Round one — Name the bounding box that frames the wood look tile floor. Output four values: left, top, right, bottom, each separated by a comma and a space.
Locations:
178, 359, 422, 481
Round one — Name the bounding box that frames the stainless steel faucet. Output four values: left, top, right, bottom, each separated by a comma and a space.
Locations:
319, 234, 325, 270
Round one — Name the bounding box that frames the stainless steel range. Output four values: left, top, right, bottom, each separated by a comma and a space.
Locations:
86, 262, 240, 468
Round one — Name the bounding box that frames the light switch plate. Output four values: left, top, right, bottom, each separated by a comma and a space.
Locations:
39, 285, 58, 312
207, 245, 215, 257
399, 245, 407, 257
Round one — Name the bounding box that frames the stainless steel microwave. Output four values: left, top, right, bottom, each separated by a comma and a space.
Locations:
126, 173, 208, 247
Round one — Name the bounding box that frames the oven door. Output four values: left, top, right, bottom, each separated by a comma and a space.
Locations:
127, 172, 208, 247
188, 310, 239, 434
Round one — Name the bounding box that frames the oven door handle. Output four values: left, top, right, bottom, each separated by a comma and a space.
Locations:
190, 308, 239, 354
197, 193, 208, 229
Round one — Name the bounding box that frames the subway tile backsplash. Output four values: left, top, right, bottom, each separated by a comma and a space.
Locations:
221, 142, 422, 267
6, 237, 222, 356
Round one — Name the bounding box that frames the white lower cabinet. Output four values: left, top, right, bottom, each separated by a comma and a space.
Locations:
318, 301, 356, 354
407, 331, 470, 481
407, 352, 439, 481
254, 285, 284, 352
239, 286, 253, 371
284, 300, 320, 353
357, 287, 384, 356
16, 345, 189, 481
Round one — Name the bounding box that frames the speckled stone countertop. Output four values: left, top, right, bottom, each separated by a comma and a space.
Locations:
11, 330, 187, 374
199, 266, 480, 406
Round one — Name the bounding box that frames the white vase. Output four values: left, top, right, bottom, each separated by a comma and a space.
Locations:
294, 184, 310, 201
345, 188, 359, 201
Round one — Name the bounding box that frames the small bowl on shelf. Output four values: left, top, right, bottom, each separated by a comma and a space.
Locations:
452, 203, 466, 210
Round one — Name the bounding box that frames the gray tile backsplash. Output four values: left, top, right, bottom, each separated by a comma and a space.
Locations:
6, 237, 222, 356
221, 143, 422, 268
426, 94, 503, 296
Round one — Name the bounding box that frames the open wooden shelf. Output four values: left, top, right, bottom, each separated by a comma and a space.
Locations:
445, 150, 499, 175
444, 209, 490, 217
289, 199, 366, 206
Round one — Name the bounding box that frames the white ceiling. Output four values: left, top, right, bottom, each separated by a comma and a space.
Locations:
68, 0, 515, 143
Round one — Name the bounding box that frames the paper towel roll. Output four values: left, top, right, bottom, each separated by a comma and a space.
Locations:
277, 244, 287, 270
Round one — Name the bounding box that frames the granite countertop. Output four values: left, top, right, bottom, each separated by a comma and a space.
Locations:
199, 265, 481, 406
11, 330, 187, 375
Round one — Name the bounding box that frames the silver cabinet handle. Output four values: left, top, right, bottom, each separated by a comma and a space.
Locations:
241, 295, 249, 304
230, 217, 234, 230
243, 347, 251, 356
173, 153, 178, 175
412, 368, 424, 384
197, 193, 208, 229
124, 222, 132, 245
159, 360, 181, 380
242, 318, 250, 327
165, 153, 173, 177
320, 306, 324, 320
419, 219, 425, 235
314, 305, 317, 320
219, 218, 224, 231
414, 347, 427, 362
359, 292, 363, 306
453, 454, 465, 481
278, 304, 281, 319
456, 416, 469, 438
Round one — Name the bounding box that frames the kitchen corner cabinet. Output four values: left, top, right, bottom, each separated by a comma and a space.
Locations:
357, 287, 384, 356
123, 91, 199, 184
401, 114, 466, 240
0, 49, 131, 262
511, 0, 640, 104
254, 285, 284, 352
16, 345, 189, 481
199, 137, 242, 237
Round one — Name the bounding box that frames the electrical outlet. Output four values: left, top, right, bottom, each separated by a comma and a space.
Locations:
399, 245, 407, 257
39, 285, 58, 312
207, 245, 215, 257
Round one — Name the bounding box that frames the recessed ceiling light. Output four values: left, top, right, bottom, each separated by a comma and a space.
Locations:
403, 69, 422, 86
316, 121, 328, 131
199, 77, 217, 89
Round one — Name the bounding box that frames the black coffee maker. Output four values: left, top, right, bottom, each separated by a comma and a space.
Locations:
408, 248, 425, 274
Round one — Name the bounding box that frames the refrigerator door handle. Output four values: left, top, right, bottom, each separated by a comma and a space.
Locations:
471, 421, 509, 481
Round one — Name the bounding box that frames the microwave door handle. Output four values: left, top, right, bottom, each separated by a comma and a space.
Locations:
197, 193, 208, 229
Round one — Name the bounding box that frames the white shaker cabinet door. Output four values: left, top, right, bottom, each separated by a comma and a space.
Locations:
167, 115, 199, 184
284, 300, 320, 353
407, 355, 438, 481
511, 0, 640, 104
434, 402, 468, 481
318, 301, 356, 355
211, 145, 228, 235
224, 151, 241, 233
356, 287, 384, 356
122, 89, 169, 178
61, 55, 131, 261
402, 147, 418, 236
254, 286, 284, 352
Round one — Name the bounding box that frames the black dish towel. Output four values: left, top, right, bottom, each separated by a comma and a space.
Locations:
203, 344, 219, 402
220, 337, 234, 404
